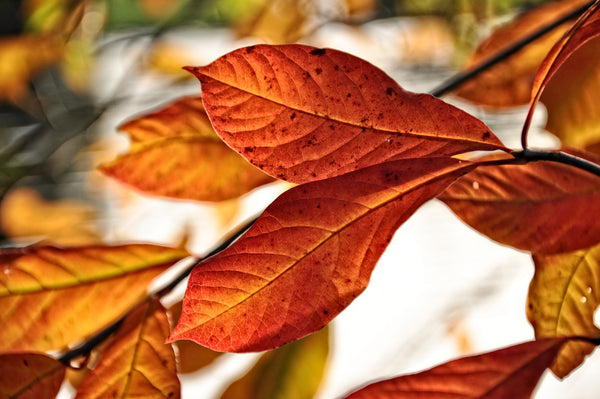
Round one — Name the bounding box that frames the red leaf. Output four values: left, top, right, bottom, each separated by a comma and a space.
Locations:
0, 353, 65, 399
168, 157, 474, 352
344, 338, 569, 399
188, 44, 505, 183
439, 152, 600, 254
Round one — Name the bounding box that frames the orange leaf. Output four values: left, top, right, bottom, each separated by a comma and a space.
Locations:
189, 44, 504, 184
523, 0, 600, 141
221, 326, 329, 399
0, 187, 100, 245
0, 353, 65, 399
528, 245, 600, 377
439, 152, 600, 254
168, 157, 474, 352
168, 301, 222, 374
100, 96, 273, 202
0, 244, 188, 352
454, 0, 591, 107
75, 299, 180, 399
344, 338, 569, 398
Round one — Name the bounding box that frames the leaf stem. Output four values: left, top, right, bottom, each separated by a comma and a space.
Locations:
430, 0, 595, 98
56, 216, 257, 365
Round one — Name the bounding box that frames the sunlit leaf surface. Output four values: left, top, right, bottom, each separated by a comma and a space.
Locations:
439, 152, 600, 254
528, 244, 600, 377
220, 326, 329, 399
344, 338, 569, 398
100, 96, 273, 202
75, 299, 180, 399
454, 0, 591, 107
190, 44, 504, 184
0, 353, 65, 399
0, 244, 188, 352
169, 157, 474, 352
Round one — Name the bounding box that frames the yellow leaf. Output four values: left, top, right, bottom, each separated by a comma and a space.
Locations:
75, 300, 180, 399
220, 326, 329, 399
528, 244, 600, 377
0, 187, 100, 245
0, 244, 189, 352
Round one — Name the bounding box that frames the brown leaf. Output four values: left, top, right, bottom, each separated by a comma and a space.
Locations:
190, 44, 505, 184
100, 96, 273, 202
221, 326, 329, 399
0, 353, 65, 399
528, 245, 600, 377
0, 244, 188, 352
454, 0, 591, 107
168, 157, 474, 352
75, 299, 180, 399
439, 151, 600, 254
344, 338, 570, 398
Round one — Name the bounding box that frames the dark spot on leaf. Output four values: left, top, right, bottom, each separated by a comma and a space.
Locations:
246, 46, 255, 54
310, 48, 327, 56
386, 87, 397, 96
317, 204, 321, 209
23, 360, 29, 367
315, 67, 323, 75
304, 71, 311, 79
329, 124, 335, 130
290, 112, 296, 120
323, 310, 329, 315
334, 65, 340, 71
347, 93, 352, 98
482, 131, 491, 140
244, 147, 254, 153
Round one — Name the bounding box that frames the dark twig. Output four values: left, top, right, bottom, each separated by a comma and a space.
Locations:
430, 0, 595, 98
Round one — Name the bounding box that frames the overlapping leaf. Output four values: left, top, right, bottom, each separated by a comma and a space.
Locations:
0, 244, 188, 352
188, 44, 504, 184
528, 244, 600, 377
75, 299, 180, 399
525, 0, 600, 146
221, 326, 329, 399
439, 153, 600, 254
344, 338, 569, 398
454, 0, 591, 107
0, 353, 65, 399
100, 96, 273, 202
169, 157, 474, 352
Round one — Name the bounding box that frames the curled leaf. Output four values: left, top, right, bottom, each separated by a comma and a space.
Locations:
169, 157, 474, 352
189, 44, 504, 183
0, 244, 188, 352
528, 244, 600, 377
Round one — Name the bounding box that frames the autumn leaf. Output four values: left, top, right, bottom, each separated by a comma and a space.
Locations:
75, 299, 180, 399
525, 0, 600, 147
344, 338, 569, 398
100, 96, 273, 202
168, 157, 474, 352
235, 0, 310, 44
168, 301, 222, 374
188, 44, 504, 184
221, 326, 328, 399
0, 187, 100, 245
0, 353, 65, 399
0, 244, 188, 352
439, 152, 600, 254
454, 0, 591, 107
527, 244, 600, 377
